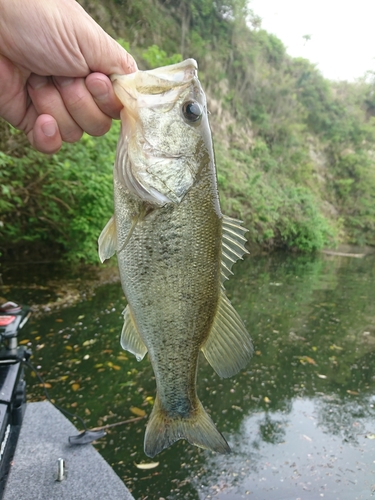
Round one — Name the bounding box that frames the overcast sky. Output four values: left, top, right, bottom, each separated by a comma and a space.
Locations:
249, 0, 375, 82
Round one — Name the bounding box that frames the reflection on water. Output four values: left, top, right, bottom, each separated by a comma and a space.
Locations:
1, 253, 375, 499
203, 397, 374, 499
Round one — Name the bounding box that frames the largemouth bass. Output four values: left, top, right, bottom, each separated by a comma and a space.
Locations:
98, 59, 253, 457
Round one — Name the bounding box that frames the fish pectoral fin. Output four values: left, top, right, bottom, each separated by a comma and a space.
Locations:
98, 215, 117, 263
144, 395, 230, 458
221, 215, 249, 282
201, 290, 253, 378
121, 306, 148, 361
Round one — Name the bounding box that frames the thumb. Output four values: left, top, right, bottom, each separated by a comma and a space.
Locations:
69, 3, 137, 76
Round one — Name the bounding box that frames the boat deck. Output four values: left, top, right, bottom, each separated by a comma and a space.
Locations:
3, 401, 134, 500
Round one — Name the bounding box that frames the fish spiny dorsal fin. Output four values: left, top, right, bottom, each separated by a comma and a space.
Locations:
201, 290, 253, 378
121, 306, 148, 362
98, 215, 117, 263
221, 215, 249, 283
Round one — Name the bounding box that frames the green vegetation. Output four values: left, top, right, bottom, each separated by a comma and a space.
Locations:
1, 0, 375, 262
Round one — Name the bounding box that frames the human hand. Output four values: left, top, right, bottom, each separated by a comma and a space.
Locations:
0, 0, 137, 154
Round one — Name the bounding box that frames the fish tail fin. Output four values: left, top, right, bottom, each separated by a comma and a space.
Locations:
144, 396, 230, 457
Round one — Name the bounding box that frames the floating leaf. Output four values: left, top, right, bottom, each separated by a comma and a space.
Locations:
65, 345, 73, 351
71, 383, 80, 391
264, 397, 271, 403
78, 315, 85, 320
134, 462, 159, 469
347, 390, 359, 396
111, 365, 121, 371
83, 339, 97, 347
232, 405, 243, 411
365, 433, 375, 439
39, 383, 52, 389
330, 344, 344, 351
60, 375, 69, 381
19, 339, 30, 345
130, 406, 146, 417
299, 356, 316, 365
317, 374, 327, 379
56, 319, 63, 323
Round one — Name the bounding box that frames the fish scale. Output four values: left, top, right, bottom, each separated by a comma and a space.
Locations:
99, 59, 253, 457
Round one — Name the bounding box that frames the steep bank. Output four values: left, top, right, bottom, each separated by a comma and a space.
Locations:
1, 0, 375, 262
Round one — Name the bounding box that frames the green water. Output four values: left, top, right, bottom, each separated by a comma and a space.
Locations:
1, 253, 375, 499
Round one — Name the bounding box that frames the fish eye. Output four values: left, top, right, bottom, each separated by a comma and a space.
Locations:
182, 101, 203, 123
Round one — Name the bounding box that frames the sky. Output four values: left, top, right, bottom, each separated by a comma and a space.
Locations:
249, 0, 375, 82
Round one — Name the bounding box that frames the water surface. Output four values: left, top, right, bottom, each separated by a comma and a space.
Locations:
1, 253, 374, 499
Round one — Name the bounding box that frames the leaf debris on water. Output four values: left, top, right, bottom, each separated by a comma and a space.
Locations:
83, 339, 97, 346
130, 406, 146, 417
298, 356, 316, 365
134, 462, 159, 470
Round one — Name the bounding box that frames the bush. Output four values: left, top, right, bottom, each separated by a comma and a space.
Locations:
0, 122, 119, 263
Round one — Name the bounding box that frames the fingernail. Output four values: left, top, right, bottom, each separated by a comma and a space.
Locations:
28, 74, 48, 90
41, 121, 57, 137
54, 76, 74, 87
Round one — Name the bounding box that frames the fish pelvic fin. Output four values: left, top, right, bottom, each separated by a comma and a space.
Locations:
121, 306, 148, 361
98, 215, 117, 263
144, 396, 230, 458
221, 215, 249, 283
201, 290, 253, 379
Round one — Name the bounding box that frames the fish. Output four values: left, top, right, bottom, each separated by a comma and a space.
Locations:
98, 59, 253, 458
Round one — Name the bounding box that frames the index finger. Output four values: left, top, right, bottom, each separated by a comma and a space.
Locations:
85, 72, 123, 119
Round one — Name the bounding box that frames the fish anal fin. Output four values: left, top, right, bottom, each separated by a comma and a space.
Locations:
121, 306, 148, 361
221, 215, 249, 282
98, 215, 117, 263
144, 396, 230, 458
202, 291, 253, 378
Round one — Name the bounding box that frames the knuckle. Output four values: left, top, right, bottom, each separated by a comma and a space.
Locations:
89, 118, 111, 137
62, 127, 83, 143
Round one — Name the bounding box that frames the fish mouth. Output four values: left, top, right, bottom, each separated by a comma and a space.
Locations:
111, 59, 198, 101
137, 58, 197, 87
110, 59, 198, 119
111, 59, 201, 207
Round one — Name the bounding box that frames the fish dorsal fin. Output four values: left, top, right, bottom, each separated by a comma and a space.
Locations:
98, 215, 117, 263
121, 305, 148, 362
221, 215, 249, 283
201, 290, 253, 378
